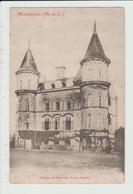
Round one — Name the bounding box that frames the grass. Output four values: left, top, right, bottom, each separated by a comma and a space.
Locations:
10, 149, 124, 184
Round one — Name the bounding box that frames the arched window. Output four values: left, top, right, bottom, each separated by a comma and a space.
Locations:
54, 117, 60, 130
45, 117, 50, 131
98, 114, 102, 130
42, 117, 51, 131
66, 117, 71, 130
88, 114, 91, 129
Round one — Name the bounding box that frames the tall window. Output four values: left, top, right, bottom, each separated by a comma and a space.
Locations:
28, 79, 31, 89
98, 92, 102, 107
18, 117, 22, 130
108, 113, 111, 125
88, 114, 91, 129
55, 140, 59, 145
25, 114, 29, 130
98, 114, 102, 130
88, 93, 92, 106
18, 97, 22, 111
88, 68, 92, 80
66, 117, 71, 130
46, 102, 49, 112
20, 80, 22, 89
55, 117, 60, 130
56, 101, 60, 111
66, 139, 70, 145
67, 100, 71, 110
26, 97, 29, 111
99, 70, 103, 80
45, 118, 50, 131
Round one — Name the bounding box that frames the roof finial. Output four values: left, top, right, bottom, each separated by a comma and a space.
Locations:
93, 21, 97, 34
28, 40, 30, 50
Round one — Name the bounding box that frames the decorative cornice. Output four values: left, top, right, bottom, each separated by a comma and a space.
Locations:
81, 80, 111, 88
15, 89, 36, 95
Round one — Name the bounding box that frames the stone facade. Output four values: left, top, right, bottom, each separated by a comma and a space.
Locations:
15, 23, 113, 151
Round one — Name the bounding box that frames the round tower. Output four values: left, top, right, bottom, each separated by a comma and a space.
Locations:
16, 44, 40, 90
15, 44, 40, 141
80, 22, 111, 134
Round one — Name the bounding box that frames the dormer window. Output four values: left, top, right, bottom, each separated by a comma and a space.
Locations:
51, 83, 55, 89
62, 81, 66, 87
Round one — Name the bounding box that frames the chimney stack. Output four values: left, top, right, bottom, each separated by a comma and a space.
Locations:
55, 66, 66, 80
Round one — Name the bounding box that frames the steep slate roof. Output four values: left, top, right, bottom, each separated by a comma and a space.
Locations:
16, 46, 40, 75
80, 22, 110, 65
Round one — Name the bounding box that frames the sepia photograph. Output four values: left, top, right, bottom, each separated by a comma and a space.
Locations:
9, 7, 125, 184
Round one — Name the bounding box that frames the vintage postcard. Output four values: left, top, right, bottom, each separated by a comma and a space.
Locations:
9, 7, 125, 184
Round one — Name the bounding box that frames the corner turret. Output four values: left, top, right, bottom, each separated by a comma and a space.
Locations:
80, 22, 110, 82
16, 42, 40, 90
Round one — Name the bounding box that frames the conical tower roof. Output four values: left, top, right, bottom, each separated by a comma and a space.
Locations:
16, 43, 40, 75
80, 22, 110, 65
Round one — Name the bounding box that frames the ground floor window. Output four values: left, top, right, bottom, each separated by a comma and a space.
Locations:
54, 140, 59, 145
65, 139, 70, 145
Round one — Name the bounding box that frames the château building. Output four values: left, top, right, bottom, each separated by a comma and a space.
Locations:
15, 23, 114, 151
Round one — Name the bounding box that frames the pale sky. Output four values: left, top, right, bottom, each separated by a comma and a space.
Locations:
10, 7, 125, 133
